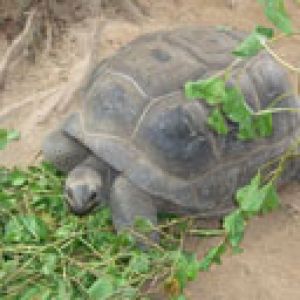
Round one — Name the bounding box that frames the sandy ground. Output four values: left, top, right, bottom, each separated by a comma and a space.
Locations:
0, 1, 300, 299
185, 183, 300, 300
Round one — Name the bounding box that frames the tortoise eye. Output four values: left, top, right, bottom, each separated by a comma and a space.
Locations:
89, 191, 97, 201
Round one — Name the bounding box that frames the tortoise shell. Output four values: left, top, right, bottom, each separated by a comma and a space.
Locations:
63, 27, 300, 215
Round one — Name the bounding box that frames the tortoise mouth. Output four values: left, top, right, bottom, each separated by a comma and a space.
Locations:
66, 198, 100, 217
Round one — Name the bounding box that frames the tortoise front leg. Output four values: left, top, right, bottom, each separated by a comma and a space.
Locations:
110, 176, 158, 241
43, 129, 89, 173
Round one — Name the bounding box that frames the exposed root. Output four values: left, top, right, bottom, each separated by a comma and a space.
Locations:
21, 18, 106, 131
119, 0, 145, 23
31, 85, 65, 125
56, 19, 106, 114
0, 86, 60, 122
0, 9, 37, 89
43, 18, 53, 57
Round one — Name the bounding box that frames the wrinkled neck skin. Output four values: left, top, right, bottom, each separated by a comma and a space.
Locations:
78, 155, 118, 205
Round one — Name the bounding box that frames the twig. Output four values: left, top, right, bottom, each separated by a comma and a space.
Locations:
129, 229, 165, 252
0, 9, 37, 89
254, 107, 300, 116
262, 41, 300, 73
43, 18, 53, 57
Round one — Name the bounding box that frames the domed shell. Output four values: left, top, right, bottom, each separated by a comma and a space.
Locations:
63, 27, 300, 215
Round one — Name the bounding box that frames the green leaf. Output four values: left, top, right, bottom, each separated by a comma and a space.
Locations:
207, 108, 229, 135
89, 207, 112, 227
115, 231, 136, 247
237, 111, 273, 140
57, 280, 73, 300
199, 242, 227, 271
41, 253, 58, 275
0, 260, 18, 280
0, 191, 17, 210
172, 295, 187, 300
7, 129, 20, 141
183, 253, 199, 281
236, 174, 279, 217
88, 276, 115, 300
222, 86, 252, 123
260, 183, 280, 213
20, 287, 42, 300
20, 286, 51, 300
237, 117, 257, 140
0, 130, 9, 150
185, 77, 226, 104
134, 217, 154, 233
128, 253, 150, 274
233, 31, 262, 57
223, 210, 245, 249
233, 26, 273, 57
0, 129, 20, 150
255, 25, 275, 38
54, 222, 78, 239
262, 0, 293, 34
174, 252, 199, 290
236, 173, 262, 215
9, 169, 27, 186
4, 215, 49, 242
254, 113, 273, 137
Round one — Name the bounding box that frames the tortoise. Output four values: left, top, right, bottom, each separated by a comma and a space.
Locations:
43, 27, 300, 234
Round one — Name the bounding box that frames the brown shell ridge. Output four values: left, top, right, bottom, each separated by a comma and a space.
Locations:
106, 69, 149, 98
77, 111, 133, 146
131, 90, 181, 140
163, 34, 209, 66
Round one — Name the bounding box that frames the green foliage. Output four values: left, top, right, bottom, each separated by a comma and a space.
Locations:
223, 210, 245, 250
0, 163, 210, 299
185, 77, 226, 104
198, 242, 227, 271
207, 108, 229, 135
233, 25, 274, 57
236, 173, 280, 217
88, 276, 115, 299
0, 161, 282, 299
185, 0, 296, 140
185, 79, 274, 140
4, 215, 49, 242
134, 216, 154, 233
0, 129, 20, 150
174, 252, 199, 290
258, 0, 293, 34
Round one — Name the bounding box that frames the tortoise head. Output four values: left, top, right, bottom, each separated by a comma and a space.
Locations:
65, 165, 104, 216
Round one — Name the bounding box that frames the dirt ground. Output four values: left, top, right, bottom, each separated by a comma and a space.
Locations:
0, 0, 300, 299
